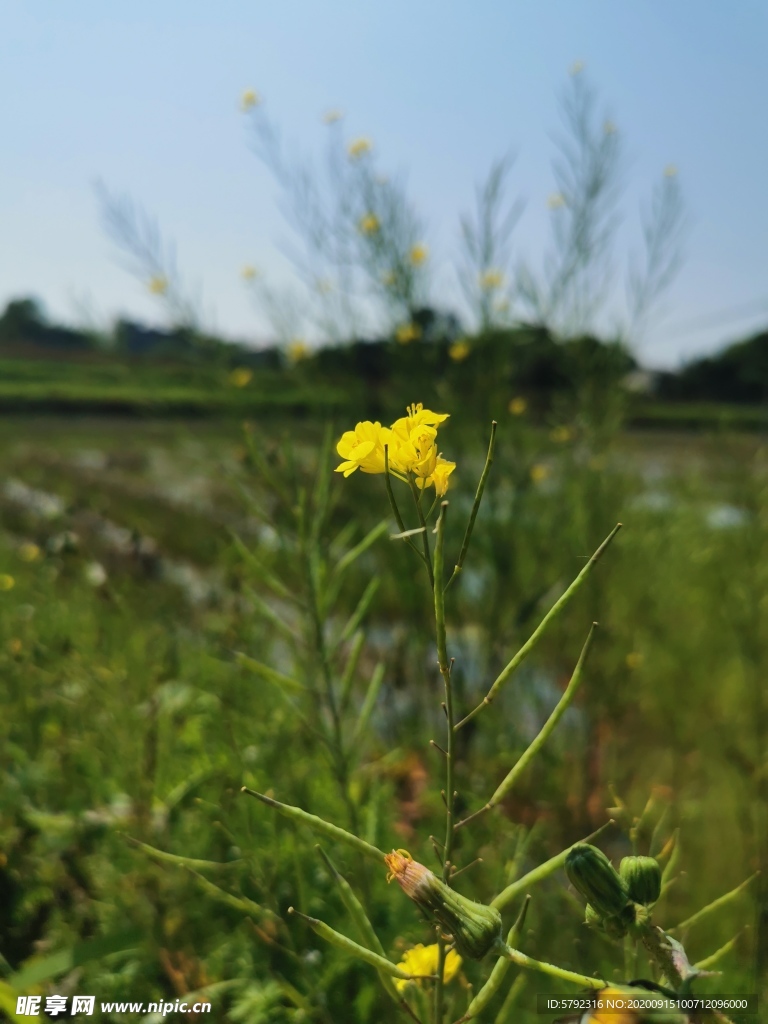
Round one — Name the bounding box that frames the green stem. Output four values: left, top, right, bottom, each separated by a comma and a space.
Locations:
445, 421, 497, 593
433, 501, 452, 1024
409, 475, 435, 590
384, 446, 426, 564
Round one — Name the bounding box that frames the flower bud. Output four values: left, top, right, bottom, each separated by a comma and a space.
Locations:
565, 844, 630, 919
385, 850, 502, 960
620, 855, 662, 905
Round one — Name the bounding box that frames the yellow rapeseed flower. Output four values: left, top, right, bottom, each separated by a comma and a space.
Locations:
287, 339, 309, 363
508, 396, 527, 416
229, 367, 253, 388
241, 265, 259, 281
241, 89, 261, 112
18, 542, 42, 562
390, 403, 449, 441
359, 213, 380, 235
418, 456, 457, 496
148, 275, 168, 296
449, 339, 471, 362
394, 943, 462, 993
479, 268, 504, 290
0, 574, 16, 591
348, 137, 372, 159
335, 421, 399, 478
395, 322, 422, 344
409, 243, 429, 266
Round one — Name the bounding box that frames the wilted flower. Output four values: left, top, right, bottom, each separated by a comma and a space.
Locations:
508, 397, 527, 416
394, 944, 462, 993
409, 243, 429, 266
240, 89, 261, 111
449, 340, 471, 362
385, 850, 502, 960
229, 367, 253, 388
359, 213, 380, 235
148, 276, 168, 295
348, 137, 372, 159
395, 322, 422, 344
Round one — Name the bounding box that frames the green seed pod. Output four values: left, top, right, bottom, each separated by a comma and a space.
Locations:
620, 855, 662, 905
565, 844, 630, 918
385, 850, 502, 959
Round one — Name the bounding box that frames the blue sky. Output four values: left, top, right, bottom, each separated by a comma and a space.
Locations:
2, 1, 767, 366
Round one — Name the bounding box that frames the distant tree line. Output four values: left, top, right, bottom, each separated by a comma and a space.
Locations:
1, 296, 766, 404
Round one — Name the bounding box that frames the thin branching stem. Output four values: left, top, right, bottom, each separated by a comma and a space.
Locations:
445, 421, 497, 593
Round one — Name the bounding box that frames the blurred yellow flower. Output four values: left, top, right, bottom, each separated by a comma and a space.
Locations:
479, 268, 504, 290
626, 651, 644, 670
664, 164, 678, 178
570, 59, 585, 76
8, 638, 22, 656
229, 367, 253, 388
0, 574, 15, 591
359, 213, 380, 235
315, 278, 333, 294
547, 193, 566, 210
382, 270, 396, 287
409, 243, 429, 266
530, 464, 550, 483
18, 542, 42, 562
603, 119, 618, 136
550, 425, 573, 443
348, 137, 373, 159
508, 396, 527, 416
449, 339, 471, 362
148, 275, 168, 295
322, 108, 343, 124
394, 943, 462, 993
287, 339, 309, 363
241, 265, 259, 281
240, 89, 261, 111
395, 322, 422, 344
494, 298, 510, 314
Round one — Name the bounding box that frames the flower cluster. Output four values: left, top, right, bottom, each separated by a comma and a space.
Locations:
334, 403, 456, 495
